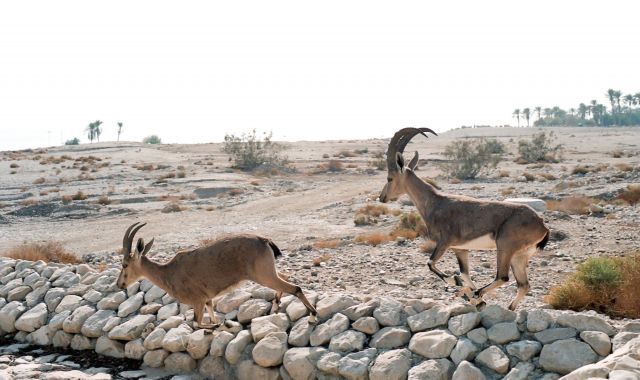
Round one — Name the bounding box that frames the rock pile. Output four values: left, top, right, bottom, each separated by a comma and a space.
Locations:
0, 257, 638, 379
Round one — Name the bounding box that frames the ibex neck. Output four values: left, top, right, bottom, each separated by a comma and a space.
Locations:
139, 256, 172, 292
404, 170, 438, 215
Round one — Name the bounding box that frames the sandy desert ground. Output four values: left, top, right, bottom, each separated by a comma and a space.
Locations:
1, 127, 639, 313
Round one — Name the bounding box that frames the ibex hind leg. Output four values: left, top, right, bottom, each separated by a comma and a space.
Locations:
508, 253, 530, 311
255, 271, 318, 324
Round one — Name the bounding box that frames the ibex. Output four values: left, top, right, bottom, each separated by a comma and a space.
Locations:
116, 222, 318, 328
379, 128, 550, 310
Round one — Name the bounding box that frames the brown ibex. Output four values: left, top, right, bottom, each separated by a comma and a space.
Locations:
116, 222, 318, 327
379, 128, 549, 310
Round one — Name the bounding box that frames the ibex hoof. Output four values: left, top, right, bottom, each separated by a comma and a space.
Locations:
444, 276, 457, 286
308, 315, 318, 325
455, 286, 474, 299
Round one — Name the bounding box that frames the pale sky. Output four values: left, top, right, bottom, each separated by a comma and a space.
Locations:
1, 1, 639, 151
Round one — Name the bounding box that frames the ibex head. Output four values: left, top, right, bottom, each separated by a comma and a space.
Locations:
117, 222, 154, 289
379, 127, 437, 203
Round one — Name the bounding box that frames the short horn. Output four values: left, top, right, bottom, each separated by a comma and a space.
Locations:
386, 128, 437, 172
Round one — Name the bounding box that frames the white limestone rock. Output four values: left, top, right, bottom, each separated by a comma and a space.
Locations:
408, 329, 457, 359
14, 302, 47, 332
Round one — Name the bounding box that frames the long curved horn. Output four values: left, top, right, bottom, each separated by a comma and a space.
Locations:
122, 222, 147, 255
386, 128, 437, 172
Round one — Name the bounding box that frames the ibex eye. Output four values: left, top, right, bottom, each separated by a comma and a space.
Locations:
387, 178, 392, 182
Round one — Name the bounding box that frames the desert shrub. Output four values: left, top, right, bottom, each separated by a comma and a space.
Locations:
617, 184, 640, 205
223, 129, 286, 171
517, 132, 562, 163
143, 135, 162, 144
4, 242, 80, 264
228, 188, 244, 196
615, 163, 633, 172
539, 173, 557, 181
572, 165, 591, 175
325, 160, 344, 172
9, 163, 19, 168
162, 201, 188, 213
501, 187, 515, 196
395, 211, 427, 237
177, 170, 186, 178
612, 149, 623, 158
354, 233, 393, 246
71, 191, 87, 201
483, 138, 506, 154
499, 170, 510, 178
354, 204, 399, 226
97, 195, 111, 205
441, 138, 504, 179
546, 196, 596, 215
335, 150, 357, 158
522, 172, 535, 182
314, 239, 342, 249
65, 137, 80, 145
354, 148, 369, 155
546, 253, 640, 318
61, 195, 72, 204
33, 177, 45, 184
322, 153, 330, 159
370, 159, 386, 171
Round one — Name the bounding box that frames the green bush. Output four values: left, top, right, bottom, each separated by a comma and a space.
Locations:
577, 257, 622, 291
143, 135, 162, 144
517, 132, 562, 163
441, 138, 504, 179
65, 137, 80, 145
223, 129, 286, 171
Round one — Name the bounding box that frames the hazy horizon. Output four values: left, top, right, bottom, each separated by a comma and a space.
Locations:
2, 0, 640, 151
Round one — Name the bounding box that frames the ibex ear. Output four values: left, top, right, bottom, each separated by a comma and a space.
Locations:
141, 238, 154, 257
396, 152, 405, 171
408, 151, 419, 171
136, 238, 145, 256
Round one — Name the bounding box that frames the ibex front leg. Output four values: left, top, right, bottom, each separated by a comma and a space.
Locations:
427, 242, 456, 286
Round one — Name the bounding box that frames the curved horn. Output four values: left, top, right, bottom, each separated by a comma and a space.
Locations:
386, 128, 437, 172
122, 222, 147, 255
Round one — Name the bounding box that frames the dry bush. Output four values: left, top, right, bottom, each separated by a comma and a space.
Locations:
538, 173, 557, 181
250, 180, 261, 186
547, 196, 596, 215
615, 163, 634, 172
4, 242, 80, 264
158, 194, 180, 202
395, 211, 427, 237
449, 178, 461, 184
354, 233, 393, 246
522, 172, 536, 182
136, 164, 156, 171
9, 163, 19, 168
10, 171, 16, 175
612, 150, 623, 158
617, 184, 640, 205
517, 132, 562, 163
97, 195, 111, 205
322, 153, 330, 159
499, 170, 510, 178
312, 253, 332, 266
228, 188, 244, 196
354, 148, 369, 155
158, 172, 176, 180
314, 239, 342, 249
335, 150, 357, 158
572, 165, 591, 175
33, 177, 45, 184
346, 163, 358, 169
21, 198, 38, 206
370, 159, 386, 171
442, 138, 504, 179
71, 191, 87, 201
177, 171, 186, 178
61, 195, 72, 204
546, 253, 640, 318
501, 187, 515, 196
390, 228, 419, 239
162, 201, 188, 213
354, 204, 399, 226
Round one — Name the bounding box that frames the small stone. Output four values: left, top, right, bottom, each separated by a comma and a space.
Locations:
503, 361, 535, 380
70, 334, 95, 350
369, 326, 411, 349
97, 291, 126, 310
315, 294, 358, 320
450, 337, 479, 365
407, 358, 453, 380
95, 336, 125, 358
352, 316, 380, 335
342, 299, 379, 321
157, 302, 179, 320
310, 313, 349, 346
225, 330, 253, 365
250, 313, 290, 342
81, 310, 117, 338
487, 322, 520, 345
526, 309, 552, 332
338, 348, 377, 380
329, 330, 366, 354
480, 305, 516, 328
14, 303, 47, 332
108, 315, 156, 341
124, 338, 147, 360
448, 312, 481, 336
534, 327, 577, 344
506, 340, 542, 361
237, 299, 272, 324
117, 292, 144, 318
316, 352, 342, 376
210, 330, 235, 357
164, 352, 196, 373
580, 330, 611, 356
216, 290, 252, 314
288, 316, 315, 347
539, 339, 598, 375
475, 345, 510, 374
186, 329, 214, 359
409, 329, 457, 359
162, 325, 192, 352
407, 304, 450, 333
144, 285, 166, 304
556, 313, 616, 336
370, 348, 412, 380
143, 349, 169, 368
373, 297, 403, 326
62, 305, 96, 334
0, 301, 27, 332
252, 331, 288, 367
452, 360, 486, 380
283, 347, 327, 380
467, 327, 488, 345
55, 295, 82, 313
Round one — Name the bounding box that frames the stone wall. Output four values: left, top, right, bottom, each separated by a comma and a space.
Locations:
0, 257, 638, 379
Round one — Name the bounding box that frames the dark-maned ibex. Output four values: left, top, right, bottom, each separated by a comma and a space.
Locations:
116, 222, 318, 327
379, 128, 550, 310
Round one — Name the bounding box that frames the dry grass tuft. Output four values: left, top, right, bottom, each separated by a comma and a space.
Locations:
9, 163, 19, 168
546, 253, 640, 318
522, 172, 536, 182
326, 160, 344, 172
615, 163, 634, 172
547, 196, 596, 215
499, 170, 510, 178
612, 149, 623, 158
501, 187, 515, 196
571, 165, 591, 175
71, 191, 87, 201
538, 173, 557, 181
228, 188, 244, 196
354, 204, 400, 226
335, 150, 357, 158
33, 177, 46, 184
314, 239, 342, 249
354, 233, 393, 246
61, 195, 72, 204
617, 184, 640, 205
97, 195, 111, 205
21, 198, 38, 206
162, 201, 188, 213
4, 242, 80, 264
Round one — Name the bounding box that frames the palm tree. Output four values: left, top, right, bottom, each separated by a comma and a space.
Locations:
569, 108, 576, 117
578, 103, 588, 120
543, 108, 553, 119
613, 90, 622, 112
590, 100, 598, 121
117, 122, 123, 142
607, 89, 616, 114
513, 109, 521, 127
522, 108, 531, 127
623, 94, 635, 109
86, 122, 96, 143
595, 104, 606, 125
94, 120, 103, 142
534, 106, 542, 122
634, 92, 640, 106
